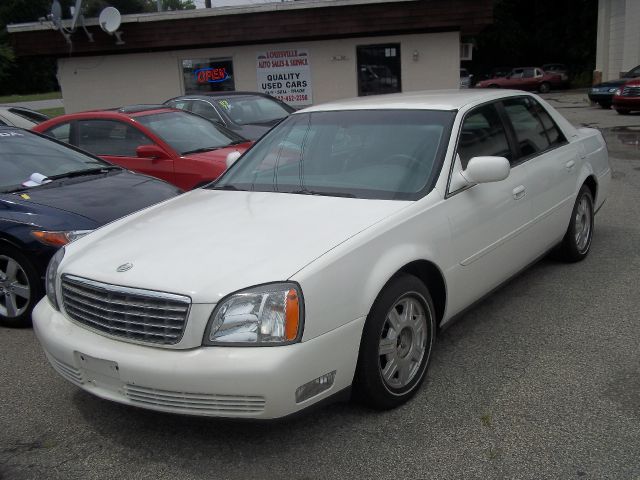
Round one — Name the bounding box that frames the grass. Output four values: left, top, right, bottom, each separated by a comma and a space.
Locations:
0, 91, 62, 104
37, 107, 65, 118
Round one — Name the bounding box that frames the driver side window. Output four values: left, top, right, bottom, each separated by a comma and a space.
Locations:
77, 120, 153, 157
457, 103, 511, 169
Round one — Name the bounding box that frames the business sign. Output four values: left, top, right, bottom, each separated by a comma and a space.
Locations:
195, 67, 230, 84
256, 48, 312, 107
182, 57, 235, 93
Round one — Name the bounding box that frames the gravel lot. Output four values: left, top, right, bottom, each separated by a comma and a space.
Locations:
1, 91, 639, 480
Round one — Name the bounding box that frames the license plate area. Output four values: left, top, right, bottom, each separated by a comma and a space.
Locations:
75, 352, 121, 390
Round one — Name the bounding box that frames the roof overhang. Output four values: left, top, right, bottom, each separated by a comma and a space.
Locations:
8, 0, 493, 58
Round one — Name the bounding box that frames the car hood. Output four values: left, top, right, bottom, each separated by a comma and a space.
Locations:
236, 123, 279, 141
11, 170, 179, 226
62, 189, 410, 303
593, 79, 627, 88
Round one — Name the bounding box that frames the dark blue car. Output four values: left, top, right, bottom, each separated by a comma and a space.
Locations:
0, 126, 181, 327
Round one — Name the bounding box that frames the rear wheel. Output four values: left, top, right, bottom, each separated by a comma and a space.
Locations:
557, 186, 594, 262
0, 244, 40, 327
354, 274, 435, 409
538, 82, 551, 93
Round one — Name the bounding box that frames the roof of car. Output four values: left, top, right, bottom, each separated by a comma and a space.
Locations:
170, 91, 275, 100
299, 89, 532, 113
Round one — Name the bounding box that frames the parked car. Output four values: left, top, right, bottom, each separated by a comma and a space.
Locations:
475, 67, 563, 93
0, 106, 49, 129
612, 78, 640, 114
459, 68, 474, 88
33, 90, 610, 419
542, 63, 569, 88
165, 91, 295, 140
33, 106, 253, 191
0, 126, 180, 327
588, 64, 640, 108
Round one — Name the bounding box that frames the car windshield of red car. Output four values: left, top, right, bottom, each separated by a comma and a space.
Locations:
135, 111, 246, 155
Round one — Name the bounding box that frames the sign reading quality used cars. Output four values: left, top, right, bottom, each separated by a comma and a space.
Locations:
257, 48, 313, 107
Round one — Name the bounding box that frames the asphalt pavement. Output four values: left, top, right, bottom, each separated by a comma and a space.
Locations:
0, 91, 639, 480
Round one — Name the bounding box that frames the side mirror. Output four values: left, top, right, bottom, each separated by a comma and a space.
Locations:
136, 144, 169, 160
461, 156, 510, 184
225, 150, 242, 168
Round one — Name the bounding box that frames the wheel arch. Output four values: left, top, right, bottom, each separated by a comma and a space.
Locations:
583, 174, 598, 204
386, 260, 447, 331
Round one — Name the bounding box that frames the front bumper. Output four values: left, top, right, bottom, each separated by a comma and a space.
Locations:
33, 299, 365, 419
588, 91, 614, 103
612, 96, 640, 109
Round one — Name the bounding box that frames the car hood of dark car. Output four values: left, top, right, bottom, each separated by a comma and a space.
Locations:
593, 79, 628, 88
3, 169, 180, 227
237, 119, 284, 140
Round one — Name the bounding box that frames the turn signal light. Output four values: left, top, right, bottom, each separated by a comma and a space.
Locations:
285, 289, 300, 341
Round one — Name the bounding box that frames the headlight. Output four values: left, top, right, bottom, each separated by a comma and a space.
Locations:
45, 247, 65, 311
614, 89, 621, 95
610, 88, 620, 93
203, 282, 303, 346
31, 230, 93, 247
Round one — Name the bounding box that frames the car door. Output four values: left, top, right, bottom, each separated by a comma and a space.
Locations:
506, 69, 524, 89
445, 101, 534, 315
501, 96, 580, 253
75, 119, 176, 185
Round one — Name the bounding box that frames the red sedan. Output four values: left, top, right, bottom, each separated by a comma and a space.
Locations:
476, 67, 563, 93
612, 79, 640, 114
33, 106, 253, 191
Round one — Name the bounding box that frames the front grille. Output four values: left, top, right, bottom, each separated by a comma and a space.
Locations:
61, 275, 190, 345
124, 385, 266, 415
622, 86, 640, 97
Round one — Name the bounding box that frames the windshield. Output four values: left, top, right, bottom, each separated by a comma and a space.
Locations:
214, 96, 294, 125
0, 129, 112, 192
212, 109, 454, 200
135, 111, 246, 155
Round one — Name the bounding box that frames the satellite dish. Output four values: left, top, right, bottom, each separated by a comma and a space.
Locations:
50, 0, 62, 23
99, 7, 121, 34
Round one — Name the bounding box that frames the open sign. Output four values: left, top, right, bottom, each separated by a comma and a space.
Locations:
195, 67, 229, 84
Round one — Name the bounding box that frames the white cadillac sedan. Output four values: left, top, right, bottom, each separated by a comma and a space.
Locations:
33, 90, 611, 419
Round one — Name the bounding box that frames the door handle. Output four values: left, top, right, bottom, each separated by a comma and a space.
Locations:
512, 185, 526, 200
565, 160, 576, 171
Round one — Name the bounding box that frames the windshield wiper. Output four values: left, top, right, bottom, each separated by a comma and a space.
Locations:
290, 189, 355, 198
183, 146, 224, 154
228, 140, 248, 145
212, 184, 245, 191
2, 186, 29, 194
47, 166, 120, 180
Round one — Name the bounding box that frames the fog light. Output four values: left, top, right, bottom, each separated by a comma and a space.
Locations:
295, 371, 336, 403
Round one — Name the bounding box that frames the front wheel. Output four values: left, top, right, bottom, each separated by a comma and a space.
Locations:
354, 274, 436, 409
558, 186, 594, 262
0, 244, 41, 327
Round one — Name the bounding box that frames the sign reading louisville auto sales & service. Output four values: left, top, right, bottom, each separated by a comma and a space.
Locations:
256, 49, 312, 107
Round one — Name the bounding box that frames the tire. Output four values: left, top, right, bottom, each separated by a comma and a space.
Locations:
598, 102, 611, 109
0, 244, 41, 328
557, 186, 594, 263
488, 84, 500, 89
354, 274, 436, 410
616, 108, 631, 115
538, 82, 551, 93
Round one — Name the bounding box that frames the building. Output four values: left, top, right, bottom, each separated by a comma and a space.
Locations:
595, 0, 640, 83
8, 0, 493, 113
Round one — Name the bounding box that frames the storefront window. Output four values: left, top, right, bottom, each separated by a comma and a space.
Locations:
182, 58, 235, 94
357, 44, 401, 96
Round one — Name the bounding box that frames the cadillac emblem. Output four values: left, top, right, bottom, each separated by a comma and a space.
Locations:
116, 262, 133, 272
